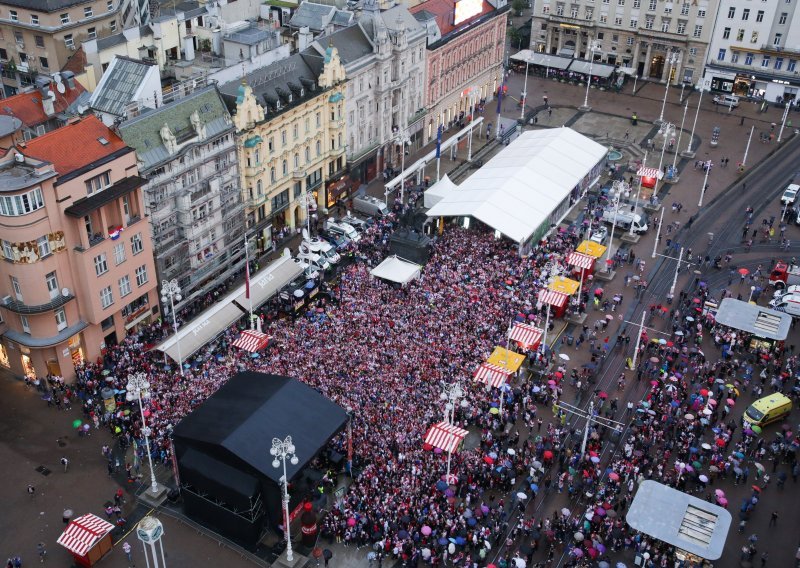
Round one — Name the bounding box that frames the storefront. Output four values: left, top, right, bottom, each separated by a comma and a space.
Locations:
708, 66, 800, 101
325, 174, 351, 209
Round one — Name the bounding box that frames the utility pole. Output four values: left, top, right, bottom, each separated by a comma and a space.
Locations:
652, 207, 665, 259
622, 311, 670, 371
555, 400, 626, 457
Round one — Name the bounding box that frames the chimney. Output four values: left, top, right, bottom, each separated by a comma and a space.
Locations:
42, 90, 56, 117
61, 70, 76, 90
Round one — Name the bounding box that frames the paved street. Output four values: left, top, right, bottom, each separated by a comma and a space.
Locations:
2, 61, 800, 568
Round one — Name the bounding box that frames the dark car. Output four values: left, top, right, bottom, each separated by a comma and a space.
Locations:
319, 230, 351, 251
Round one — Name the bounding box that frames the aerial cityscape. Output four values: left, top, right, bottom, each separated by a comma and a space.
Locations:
0, 0, 798, 567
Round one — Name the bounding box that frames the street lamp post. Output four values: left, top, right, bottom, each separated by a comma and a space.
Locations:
682, 84, 704, 157
440, 382, 468, 425
126, 373, 160, 496
161, 279, 183, 376
580, 42, 599, 111
657, 52, 680, 124
630, 150, 648, 236
777, 101, 791, 143
698, 161, 711, 207
520, 58, 530, 121
603, 181, 628, 271
672, 103, 688, 174
271, 436, 299, 563
669, 246, 684, 297
656, 122, 674, 191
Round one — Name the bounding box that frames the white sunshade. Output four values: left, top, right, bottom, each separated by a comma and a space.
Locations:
426, 128, 607, 243
424, 174, 457, 209
370, 255, 422, 284
155, 254, 303, 363
568, 59, 617, 78
511, 50, 572, 70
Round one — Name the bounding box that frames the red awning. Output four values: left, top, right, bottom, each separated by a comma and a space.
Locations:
636, 166, 662, 179
474, 362, 512, 388
424, 421, 469, 453
566, 251, 595, 271
538, 288, 569, 307
232, 330, 271, 352
509, 322, 543, 349
57, 514, 115, 557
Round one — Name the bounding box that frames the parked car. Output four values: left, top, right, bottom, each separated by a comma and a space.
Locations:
589, 226, 609, 244
712, 94, 739, 108
319, 230, 351, 251
780, 183, 800, 205
293, 258, 320, 281
339, 214, 372, 233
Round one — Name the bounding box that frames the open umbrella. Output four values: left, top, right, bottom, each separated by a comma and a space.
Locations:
559, 353, 570, 361
574, 532, 584, 541
517, 492, 528, 500
738, 268, 749, 275
561, 508, 571, 517
597, 391, 608, 399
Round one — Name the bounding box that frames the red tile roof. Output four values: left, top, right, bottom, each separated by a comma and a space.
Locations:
0, 81, 86, 129
411, 0, 494, 37
24, 115, 129, 177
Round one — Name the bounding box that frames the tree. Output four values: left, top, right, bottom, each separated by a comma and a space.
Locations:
512, 0, 526, 16
508, 27, 523, 50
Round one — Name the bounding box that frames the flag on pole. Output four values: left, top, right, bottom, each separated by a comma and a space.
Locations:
244, 237, 250, 300
435, 124, 442, 159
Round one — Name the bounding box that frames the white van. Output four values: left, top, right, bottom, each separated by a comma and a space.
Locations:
601, 206, 649, 234
301, 230, 341, 265
712, 94, 739, 108
297, 243, 331, 272
768, 292, 800, 317
352, 195, 389, 217
293, 258, 320, 280
773, 284, 800, 300
326, 220, 361, 242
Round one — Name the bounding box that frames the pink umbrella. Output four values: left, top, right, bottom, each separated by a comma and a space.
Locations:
726, 398, 735, 406
421, 525, 432, 536
714, 489, 725, 497
608, 472, 619, 481
718, 497, 728, 507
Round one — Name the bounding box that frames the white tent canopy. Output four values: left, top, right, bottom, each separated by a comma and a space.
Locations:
155, 254, 303, 363
426, 128, 607, 243
424, 174, 457, 209
370, 255, 422, 284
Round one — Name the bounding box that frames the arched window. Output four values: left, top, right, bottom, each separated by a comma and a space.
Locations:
282, 160, 288, 175
316, 140, 321, 156
256, 180, 263, 196
270, 167, 276, 183
294, 153, 299, 168
305, 146, 310, 162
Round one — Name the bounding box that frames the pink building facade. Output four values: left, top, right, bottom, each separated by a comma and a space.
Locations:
0, 117, 158, 381
412, 1, 508, 144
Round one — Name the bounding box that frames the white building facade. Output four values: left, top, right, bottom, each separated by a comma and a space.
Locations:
529, 0, 720, 85
703, 0, 800, 101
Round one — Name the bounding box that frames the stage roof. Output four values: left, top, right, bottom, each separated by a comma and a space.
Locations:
172, 372, 348, 483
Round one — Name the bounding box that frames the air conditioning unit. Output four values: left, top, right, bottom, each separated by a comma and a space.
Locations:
2, 295, 11, 305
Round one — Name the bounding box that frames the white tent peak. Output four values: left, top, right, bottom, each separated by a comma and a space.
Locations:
370, 255, 422, 285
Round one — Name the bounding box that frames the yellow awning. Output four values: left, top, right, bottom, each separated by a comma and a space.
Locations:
549, 276, 581, 295
577, 240, 607, 259
486, 346, 525, 373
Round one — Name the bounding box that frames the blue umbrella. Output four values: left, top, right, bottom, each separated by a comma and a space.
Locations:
530, 483, 539, 492
250, 352, 260, 358
455, 536, 466, 546
435, 480, 448, 491
438, 537, 448, 546
468, 518, 477, 526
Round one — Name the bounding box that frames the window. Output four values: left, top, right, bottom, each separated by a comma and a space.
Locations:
130, 233, 143, 255
556, 2, 564, 14
100, 286, 113, 309
677, 20, 686, 33
135, 265, 148, 287
718, 48, 726, 61
648, 0, 656, 9
0, 188, 45, 217
633, 0, 640, 6
689, 47, 697, 56
744, 53, 753, 65
271, 189, 289, 211
60, 13, 70, 24
36, 236, 50, 258
645, 16, 654, 29
618, 0, 624, 4
789, 59, 797, 72
55, 308, 67, 331
572, 6, 580, 18
776, 57, 784, 70
599, 14, 607, 23
722, 27, 730, 39
64, 34, 74, 48
282, 160, 288, 175
2, 240, 13, 260
109, 20, 116, 32
45, 271, 58, 299
31, 14, 39, 25
756, 10, 764, 22
39, 57, 48, 69
87, 27, 96, 39
762, 55, 770, 68
270, 167, 276, 183
113, 242, 125, 265
119, 275, 131, 297
774, 33, 783, 46
697, 9, 705, 17
751, 31, 758, 43
84, 6, 93, 17
34, 35, 44, 48
281, 130, 286, 146
731, 51, 739, 63
101, 315, 114, 330
630, 18, 638, 28
680, 3, 688, 15
11, 276, 22, 300
9, 10, 17, 21
742, 8, 749, 20
693, 25, 702, 38
780, 12, 788, 25
94, 253, 108, 276
661, 18, 670, 32
615, 16, 622, 25
627, 37, 635, 45
0, 49, 7, 61
735, 28, 745, 41
20, 315, 29, 334
107, 0, 114, 10
727, 7, 735, 18
85, 171, 110, 195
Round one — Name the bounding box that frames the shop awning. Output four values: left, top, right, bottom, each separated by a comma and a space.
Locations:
155, 254, 302, 363
510, 50, 572, 70
549, 276, 581, 295
576, 240, 607, 258
486, 346, 525, 373
57, 514, 115, 557
568, 59, 617, 78
474, 362, 512, 388
509, 322, 543, 349
424, 421, 469, 453
538, 288, 568, 308
637, 166, 663, 180
566, 251, 596, 271
232, 330, 271, 352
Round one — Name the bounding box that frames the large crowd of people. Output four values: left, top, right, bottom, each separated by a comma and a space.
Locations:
55, 204, 800, 567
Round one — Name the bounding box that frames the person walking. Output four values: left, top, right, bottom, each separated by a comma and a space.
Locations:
769, 511, 778, 526
60, 457, 69, 473
122, 542, 133, 566
36, 542, 46, 563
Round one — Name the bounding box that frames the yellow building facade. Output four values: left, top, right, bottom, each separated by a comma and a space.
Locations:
221, 47, 346, 254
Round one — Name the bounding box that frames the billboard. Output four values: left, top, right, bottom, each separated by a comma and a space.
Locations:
454, 0, 483, 25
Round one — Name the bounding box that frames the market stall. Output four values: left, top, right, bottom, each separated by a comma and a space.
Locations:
538, 288, 570, 319
231, 330, 271, 352
57, 514, 115, 567
424, 421, 469, 483
508, 322, 544, 351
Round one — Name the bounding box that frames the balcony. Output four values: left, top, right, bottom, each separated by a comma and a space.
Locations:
546, 13, 595, 28
1, 292, 75, 315
292, 168, 306, 180
760, 44, 800, 57
244, 164, 264, 178
636, 27, 689, 44
73, 233, 105, 253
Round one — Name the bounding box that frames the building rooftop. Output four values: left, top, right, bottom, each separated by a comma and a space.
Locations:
224, 24, 279, 47
289, 2, 335, 31
0, 152, 56, 193
218, 53, 326, 117
24, 116, 129, 179
89, 56, 155, 118
410, 0, 495, 37
0, 115, 22, 138
304, 25, 373, 67
0, 78, 86, 129
118, 85, 233, 172
0, 0, 95, 12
